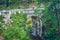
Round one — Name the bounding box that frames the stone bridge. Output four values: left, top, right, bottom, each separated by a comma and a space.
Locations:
0, 8, 44, 21
0, 8, 45, 38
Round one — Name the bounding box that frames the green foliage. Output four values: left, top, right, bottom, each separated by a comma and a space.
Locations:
0, 15, 3, 23
0, 15, 4, 34
42, 1, 60, 40
4, 13, 31, 40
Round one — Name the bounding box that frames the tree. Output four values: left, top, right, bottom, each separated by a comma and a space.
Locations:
41, 0, 60, 40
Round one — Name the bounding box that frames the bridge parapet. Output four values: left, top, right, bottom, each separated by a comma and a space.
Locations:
0, 8, 45, 23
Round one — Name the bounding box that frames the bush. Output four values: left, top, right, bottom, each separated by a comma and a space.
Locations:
4, 13, 31, 40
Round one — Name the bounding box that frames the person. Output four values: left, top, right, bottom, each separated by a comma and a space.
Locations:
29, 2, 36, 10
